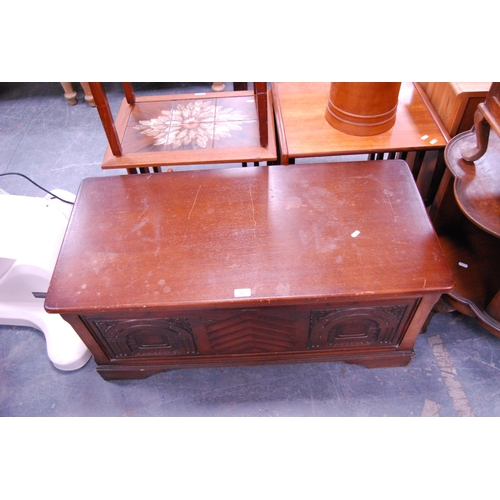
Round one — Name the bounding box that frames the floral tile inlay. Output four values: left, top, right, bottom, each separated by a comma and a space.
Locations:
133, 100, 252, 149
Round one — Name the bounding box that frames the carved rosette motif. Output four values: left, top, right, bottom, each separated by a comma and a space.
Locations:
308, 305, 410, 349
91, 317, 198, 358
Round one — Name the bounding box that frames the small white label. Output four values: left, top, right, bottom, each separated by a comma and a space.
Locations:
195, 92, 206, 96
234, 288, 252, 297
247, 99, 255, 103
421, 135, 429, 140
430, 139, 438, 145
459, 262, 468, 268
351, 230, 360, 238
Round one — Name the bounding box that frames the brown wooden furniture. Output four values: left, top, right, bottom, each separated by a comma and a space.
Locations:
431, 83, 500, 336
272, 82, 450, 205
45, 160, 453, 380
89, 82, 277, 174
422, 83, 492, 223
461, 82, 500, 162
419, 82, 491, 136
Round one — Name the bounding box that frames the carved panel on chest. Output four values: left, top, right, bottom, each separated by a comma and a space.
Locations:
308, 301, 419, 350
197, 309, 305, 355
85, 317, 198, 358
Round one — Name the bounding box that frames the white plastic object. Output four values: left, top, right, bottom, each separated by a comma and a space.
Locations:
0, 189, 91, 370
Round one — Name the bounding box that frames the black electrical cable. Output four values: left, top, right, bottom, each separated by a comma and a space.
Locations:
0, 172, 74, 205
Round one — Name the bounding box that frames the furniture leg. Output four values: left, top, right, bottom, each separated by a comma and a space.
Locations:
411, 149, 426, 181
80, 83, 96, 107
88, 82, 123, 157
60, 82, 77, 105
212, 82, 226, 92
254, 83, 268, 147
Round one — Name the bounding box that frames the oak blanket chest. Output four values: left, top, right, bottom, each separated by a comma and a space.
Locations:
45, 161, 454, 379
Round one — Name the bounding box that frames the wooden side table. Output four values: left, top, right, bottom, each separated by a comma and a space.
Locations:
45, 161, 453, 380
423, 83, 492, 231
272, 82, 449, 205
431, 83, 500, 336
90, 83, 277, 174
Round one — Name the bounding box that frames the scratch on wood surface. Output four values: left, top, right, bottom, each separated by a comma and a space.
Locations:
131, 218, 149, 232
125, 275, 143, 289
383, 189, 397, 221
188, 185, 202, 220
249, 186, 257, 227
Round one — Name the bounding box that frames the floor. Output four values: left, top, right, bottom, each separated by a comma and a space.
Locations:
1, 82, 500, 418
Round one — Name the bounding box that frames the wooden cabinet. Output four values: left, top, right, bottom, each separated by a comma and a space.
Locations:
420, 82, 491, 136
45, 161, 454, 380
